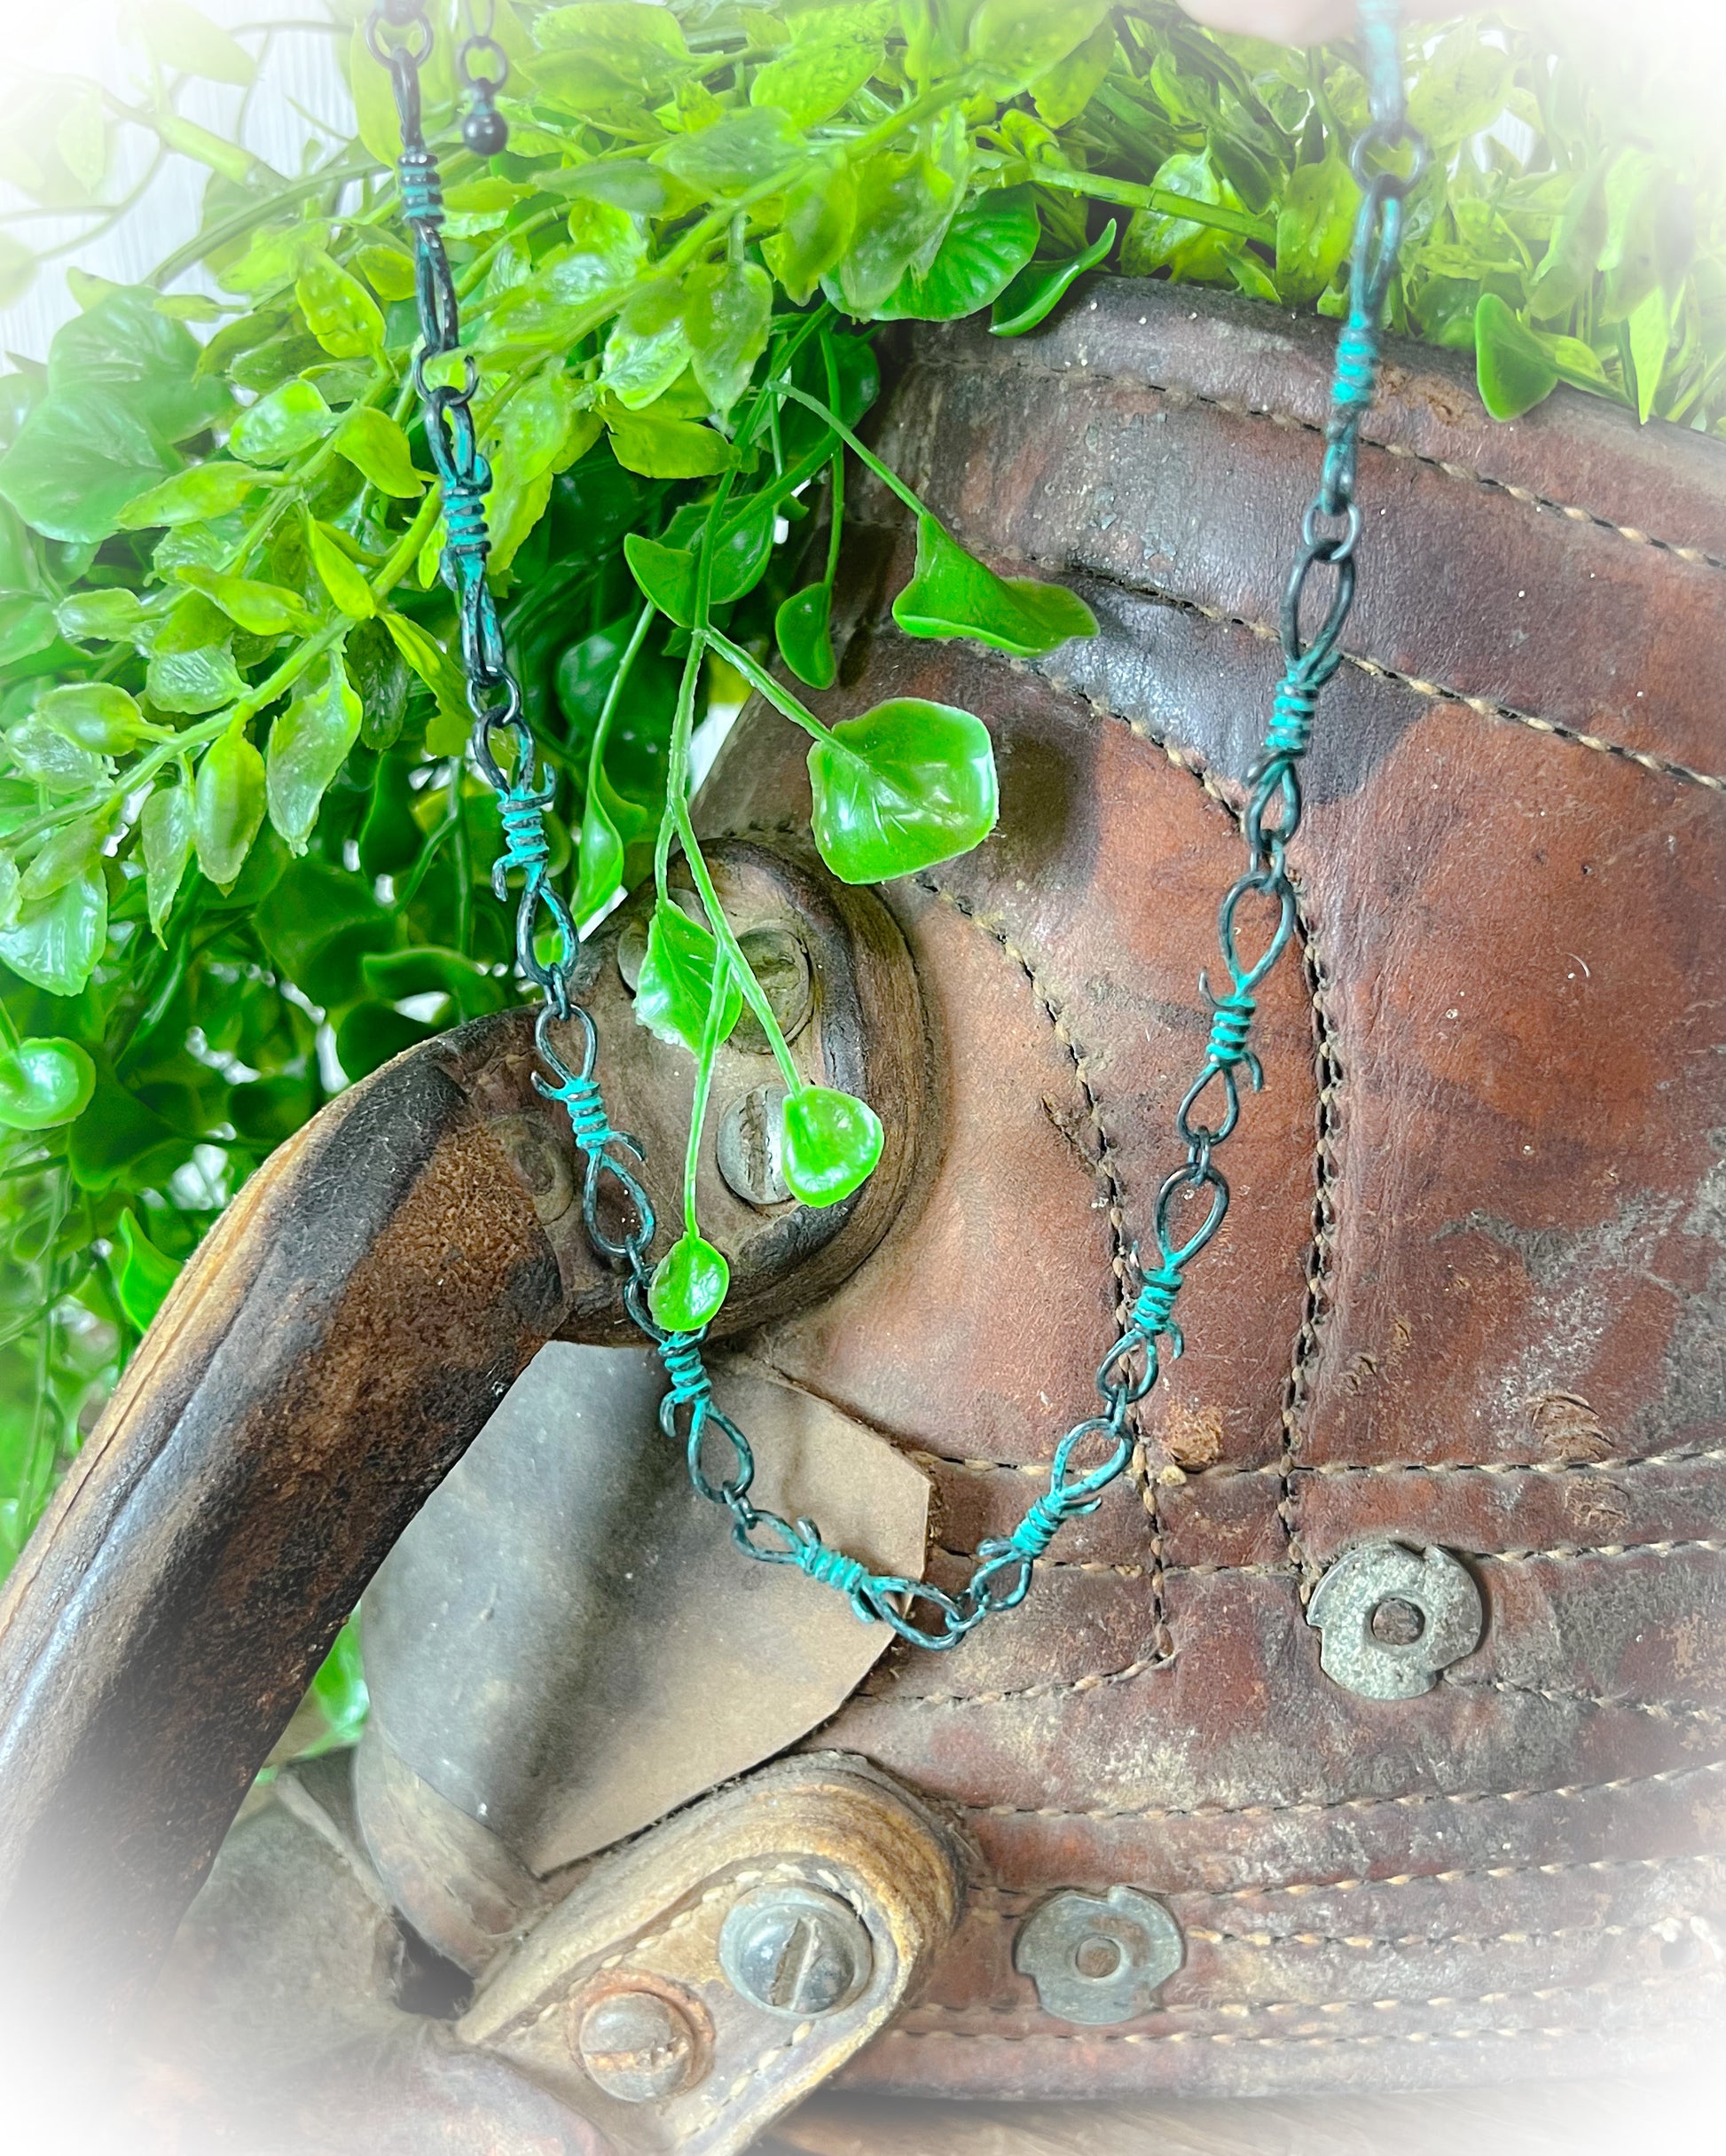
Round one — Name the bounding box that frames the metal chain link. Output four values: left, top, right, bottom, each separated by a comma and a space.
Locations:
372, 0, 1422, 1650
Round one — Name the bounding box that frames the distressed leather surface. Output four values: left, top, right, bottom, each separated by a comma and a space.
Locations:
695, 283, 1726, 2099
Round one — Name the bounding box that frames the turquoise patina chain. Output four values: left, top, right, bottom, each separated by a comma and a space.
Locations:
371, 0, 1422, 1651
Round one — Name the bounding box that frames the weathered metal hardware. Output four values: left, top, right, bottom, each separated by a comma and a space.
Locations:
717, 1084, 793, 1208
1013, 1887, 1185, 2026
1306, 1540, 1485, 1699
718, 1884, 873, 2018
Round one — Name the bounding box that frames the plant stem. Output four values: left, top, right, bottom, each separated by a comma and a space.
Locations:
773, 381, 925, 520
704, 628, 836, 745
684, 944, 731, 1234
1032, 164, 1273, 244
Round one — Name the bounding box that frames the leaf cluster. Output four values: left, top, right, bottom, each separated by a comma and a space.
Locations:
0, 0, 1720, 1597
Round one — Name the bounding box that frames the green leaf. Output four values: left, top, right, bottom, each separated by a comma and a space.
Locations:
268, 653, 362, 854
893, 515, 1095, 655
830, 128, 969, 318
751, 28, 883, 128
381, 613, 469, 752
146, 639, 244, 717
113, 1207, 183, 1331
117, 459, 263, 529
46, 286, 230, 443
991, 220, 1116, 334
874, 185, 1039, 322
534, 0, 694, 113
807, 697, 998, 884
606, 405, 735, 479
483, 200, 646, 347
305, 516, 376, 620
1275, 155, 1361, 306
633, 902, 742, 1054
1473, 294, 1557, 420
659, 107, 803, 195
686, 261, 773, 416
776, 583, 837, 690
648, 1230, 729, 1331
1407, 27, 1511, 147
335, 1002, 435, 1081
6, 715, 107, 792
231, 377, 334, 466
602, 279, 694, 411
20, 820, 102, 905
296, 253, 385, 362
762, 154, 856, 305
193, 725, 266, 890
56, 587, 158, 647
137, 0, 255, 85
333, 404, 424, 498
1626, 285, 1670, 423
354, 244, 417, 303
0, 595, 57, 670
968, 0, 1110, 97
624, 532, 696, 626
0, 868, 106, 995
36, 681, 150, 756
0, 389, 177, 546
780, 1086, 883, 1206
67, 1071, 183, 1192
361, 945, 504, 1019
174, 564, 311, 637
1528, 158, 1610, 321
0, 853, 16, 930
0, 1037, 95, 1131
1030, 17, 1115, 129
1120, 152, 1239, 280
573, 780, 626, 922
141, 781, 192, 938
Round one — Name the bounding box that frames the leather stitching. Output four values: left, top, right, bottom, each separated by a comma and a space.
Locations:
1277, 877, 1341, 1588
1024, 567, 1726, 796
908, 866, 1174, 1665
964, 1902, 1704, 1953
957, 1751, 1726, 1827
911, 348, 1726, 578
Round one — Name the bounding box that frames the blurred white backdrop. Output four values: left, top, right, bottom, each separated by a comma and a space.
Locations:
0, 0, 353, 357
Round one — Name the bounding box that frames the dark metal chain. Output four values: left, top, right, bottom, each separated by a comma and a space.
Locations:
371, 0, 1424, 1650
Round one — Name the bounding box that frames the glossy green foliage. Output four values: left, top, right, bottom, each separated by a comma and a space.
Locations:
634, 904, 742, 1054
781, 1086, 884, 1207
648, 1229, 731, 1332
893, 517, 1096, 655
0, 1036, 95, 1130
808, 698, 999, 884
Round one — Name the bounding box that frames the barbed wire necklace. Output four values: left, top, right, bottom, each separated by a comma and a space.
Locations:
366, 0, 1424, 1650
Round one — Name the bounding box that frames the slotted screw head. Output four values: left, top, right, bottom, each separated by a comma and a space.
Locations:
718, 1084, 791, 1207
575, 1987, 701, 2103
718, 1885, 873, 2019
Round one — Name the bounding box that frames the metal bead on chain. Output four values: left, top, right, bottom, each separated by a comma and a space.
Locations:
369, 0, 1422, 1652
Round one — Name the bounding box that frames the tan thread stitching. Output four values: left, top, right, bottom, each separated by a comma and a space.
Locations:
957, 1750, 1726, 1827
863, 1647, 1170, 1712
1277, 874, 1341, 1587
914, 1439, 1726, 1484
903, 1969, 1709, 2027
965, 1904, 1697, 1953
1027, 566, 1726, 796
1441, 1673, 1726, 1726
912, 348, 1726, 577
909, 866, 1174, 1663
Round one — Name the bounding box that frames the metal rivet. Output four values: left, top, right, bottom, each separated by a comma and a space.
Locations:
717, 1084, 791, 1208
1013, 1887, 1183, 2026
1306, 1540, 1483, 1700
718, 1885, 873, 2018
728, 924, 812, 1055
574, 1987, 702, 2103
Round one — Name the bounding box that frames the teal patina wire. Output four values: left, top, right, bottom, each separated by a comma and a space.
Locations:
371, 0, 1424, 1653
